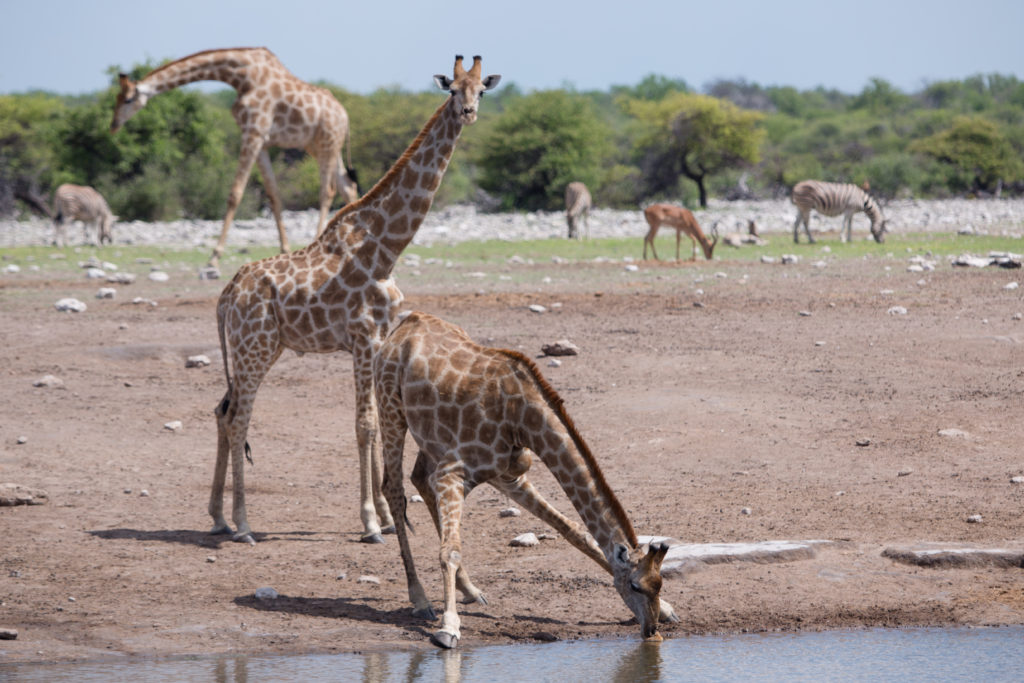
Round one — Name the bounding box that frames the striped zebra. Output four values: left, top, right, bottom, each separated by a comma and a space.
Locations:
565, 181, 592, 240
791, 180, 888, 244
53, 184, 114, 247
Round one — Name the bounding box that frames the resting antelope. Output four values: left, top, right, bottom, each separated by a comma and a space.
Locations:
642, 203, 718, 261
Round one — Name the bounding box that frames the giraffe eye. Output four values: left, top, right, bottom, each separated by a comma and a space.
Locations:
629, 581, 642, 593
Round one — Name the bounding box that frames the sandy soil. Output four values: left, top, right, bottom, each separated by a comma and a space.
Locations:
1, 252, 1023, 664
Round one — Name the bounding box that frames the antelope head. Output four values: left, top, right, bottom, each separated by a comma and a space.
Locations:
434, 55, 501, 125
705, 221, 720, 259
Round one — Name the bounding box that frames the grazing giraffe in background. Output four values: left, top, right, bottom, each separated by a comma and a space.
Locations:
211, 56, 500, 544
564, 181, 592, 240
111, 47, 360, 268
790, 180, 888, 243
52, 184, 115, 247
642, 203, 718, 261
374, 311, 674, 649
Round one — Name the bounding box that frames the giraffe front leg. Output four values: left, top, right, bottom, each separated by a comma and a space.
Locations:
431, 465, 467, 649
412, 451, 486, 606
353, 347, 393, 543
210, 137, 263, 268
256, 149, 290, 254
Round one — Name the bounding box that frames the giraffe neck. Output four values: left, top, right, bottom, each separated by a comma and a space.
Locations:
140, 47, 269, 95
505, 351, 639, 556
320, 96, 463, 278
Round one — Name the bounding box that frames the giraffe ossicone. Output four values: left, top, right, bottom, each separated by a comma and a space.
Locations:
209, 56, 499, 545
373, 311, 674, 649
111, 47, 360, 269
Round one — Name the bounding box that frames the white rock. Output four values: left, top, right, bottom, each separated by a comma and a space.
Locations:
548, 359, 562, 368
798, 310, 812, 317
780, 254, 799, 264
410, 494, 424, 503
16, 436, 27, 444
938, 428, 971, 439
887, 306, 908, 316
760, 255, 776, 264
510, 532, 540, 547
714, 271, 728, 278
1011, 476, 1024, 484
96, 288, 116, 299
33, 374, 64, 388
107, 272, 136, 284
811, 260, 827, 269
148, 271, 170, 282
907, 264, 924, 273
4, 264, 20, 273
499, 507, 521, 518
163, 420, 183, 432
54, 298, 87, 313
528, 304, 547, 314
624, 264, 640, 272
1013, 313, 1023, 321
357, 575, 381, 585
85, 267, 106, 279
1004, 282, 1019, 290
185, 355, 211, 368
740, 507, 752, 516
814, 341, 826, 346
966, 514, 983, 524
253, 587, 278, 600
897, 469, 913, 477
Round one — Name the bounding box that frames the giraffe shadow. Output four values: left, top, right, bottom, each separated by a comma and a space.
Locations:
235, 594, 442, 638
88, 528, 327, 548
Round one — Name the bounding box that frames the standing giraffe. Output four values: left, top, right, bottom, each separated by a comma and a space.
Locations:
374, 311, 674, 649
564, 181, 592, 240
110, 47, 360, 268
211, 56, 500, 544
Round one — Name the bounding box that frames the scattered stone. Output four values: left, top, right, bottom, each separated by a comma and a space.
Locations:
855, 439, 871, 447
163, 420, 183, 432
692, 301, 705, 308
714, 271, 728, 279
547, 358, 561, 368
118, 323, 129, 330
254, 587, 279, 600
897, 469, 913, 477
811, 260, 827, 269
938, 428, 971, 439
907, 264, 924, 273
67, 597, 76, 603
1004, 282, 1019, 290
780, 254, 799, 264
532, 631, 559, 642
541, 339, 579, 357
124, 489, 132, 494
85, 267, 106, 279
185, 355, 211, 368
887, 306, 908, 316
107, 272, 136, 284
206, 556, 216, 563
1013, 313, 1023, 321
740, 507, 752, 516
499, 507, 521, 518
131, 297, 158, 307
96, 287, 116, 299
624, 264, 639, 272
4, 264, 20, 274
528, 304, 547, 314
198, 267, 220, 280
814, 341, 826, 347
760, 255, 776, 264
966, 514, 983, 524
1010, 476, 1024, 484
510, 533, 540, 548
148, 271, 170, 282
16, 436, 27, 444
0, 483, 50, 506
0, 628, 17, 640
140, 490, 150, 497
410, 494, 424, 503
33, 374, 64, 388
336, 572, 347, 580
798, 310, 812, 317
357, 575, 381, 585
54, 298, 87, 313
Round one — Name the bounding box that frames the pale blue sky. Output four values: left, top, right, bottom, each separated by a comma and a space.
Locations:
2, 0, 1021, 96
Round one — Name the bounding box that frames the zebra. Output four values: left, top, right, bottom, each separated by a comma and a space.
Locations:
53, 184, 115, 247
790, 180, 888, 244
565, 181, 592, 240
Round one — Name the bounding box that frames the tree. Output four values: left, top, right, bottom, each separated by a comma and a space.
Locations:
625, 93, 764, 207
477, 91, 613, 210
911, 116, 1023, 194
0, 94, 64, 217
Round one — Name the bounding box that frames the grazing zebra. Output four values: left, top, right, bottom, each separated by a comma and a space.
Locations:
53, 184, 114, 247
791, 180, 888, 244
565, 181, 592, 240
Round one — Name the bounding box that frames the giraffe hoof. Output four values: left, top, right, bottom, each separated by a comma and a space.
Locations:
380, 525, 397, 535
430, 631, 459, 649
233, 532, 256, 545
209, 524, 232, 536
412, 606, 437, 620
360, 532, 385, 544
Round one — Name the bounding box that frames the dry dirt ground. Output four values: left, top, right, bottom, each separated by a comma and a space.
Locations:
1, 252, 1023, 664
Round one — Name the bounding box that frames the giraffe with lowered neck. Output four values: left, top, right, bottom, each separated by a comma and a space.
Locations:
374, 311, 675, 649
210, 56, 500, 545
111, 47, 360, 268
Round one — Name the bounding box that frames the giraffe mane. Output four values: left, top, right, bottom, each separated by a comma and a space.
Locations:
496, 349, 639, 546
323, 97, 449, 227
142, 46, 271, 81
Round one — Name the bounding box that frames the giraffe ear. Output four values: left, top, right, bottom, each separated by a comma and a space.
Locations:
434, 75, 453, 91
612, 543, 631, 569
482, 75, 501, 91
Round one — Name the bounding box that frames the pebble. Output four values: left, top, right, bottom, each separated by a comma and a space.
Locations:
1004, 282, 1019, 290
540, 339, 579, 356
85, 267, 106, 279
4, 264, 20, 273
887, 306, 908, 316
16, 436, 27, 444
781, 254, 799, 264
855, 438, 871, 447
54, 298, 87, 313
357, 575, 381, 585
185, 355, 211, 368
938, 428, 970, 439
510, 533, 540, 547
798, 310, 812, 317
814, 341, 826, 346
33, 374, 64, 388
547, 359, 562, 368
206, 556, 216, 563
740, 507, 752, 516
253, 587, 278, 600
897, 469, 913, 477
0, 628, 17, 640
410, 494, 424, 503
1010, 476, 1024, 484
140, 490, 150, 497
499, 507, 521, 518
966, 514, 983, 524
107, 272, 136, 284
163, 420, 183, 432
624, 264, 639, 272
148, 271, 170, 282
96, 287, 116, 299
528, 304, 547, 314
760, 255, 776, 264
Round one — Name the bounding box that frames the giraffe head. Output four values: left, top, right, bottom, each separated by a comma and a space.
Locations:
611, 541, 670, 640
110, 73, 152, 133
433, 55, 500, 125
